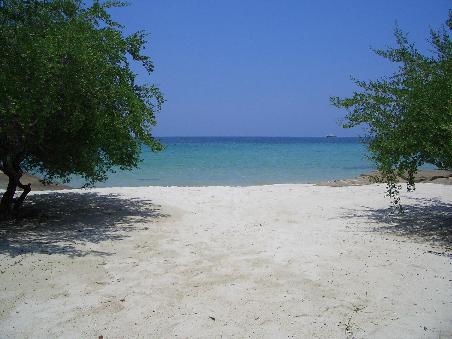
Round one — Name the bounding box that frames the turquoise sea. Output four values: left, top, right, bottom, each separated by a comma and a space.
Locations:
71, 137, 375, 187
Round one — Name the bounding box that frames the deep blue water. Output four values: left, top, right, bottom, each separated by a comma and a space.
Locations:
70, 137, 375, 187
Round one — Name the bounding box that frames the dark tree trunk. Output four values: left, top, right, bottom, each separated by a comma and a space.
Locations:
15, 181, 31, 210
0, 174, 19, 215
0, 157, 31, 216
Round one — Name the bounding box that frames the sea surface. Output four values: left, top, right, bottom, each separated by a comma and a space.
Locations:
70, 137, 375, 187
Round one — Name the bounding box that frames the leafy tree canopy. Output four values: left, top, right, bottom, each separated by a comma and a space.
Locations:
0, 0, 163, 213
331, 12, 452, 204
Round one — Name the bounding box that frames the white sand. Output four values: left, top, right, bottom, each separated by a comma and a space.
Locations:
0, 183, 451, 338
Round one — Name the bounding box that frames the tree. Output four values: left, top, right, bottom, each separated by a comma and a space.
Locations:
331, 13, 452, 205
0, 0, 164, 214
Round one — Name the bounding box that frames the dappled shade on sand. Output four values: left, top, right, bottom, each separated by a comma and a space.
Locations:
0, 192, 168, 257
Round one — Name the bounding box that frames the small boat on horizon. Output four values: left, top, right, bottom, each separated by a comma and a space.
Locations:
326, 134, 337, 138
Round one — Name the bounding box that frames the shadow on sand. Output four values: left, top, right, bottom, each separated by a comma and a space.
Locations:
347, 197, 452, 250
0, 192, 169, 257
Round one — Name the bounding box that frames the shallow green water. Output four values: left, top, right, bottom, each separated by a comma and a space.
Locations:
70, 137, 375, 187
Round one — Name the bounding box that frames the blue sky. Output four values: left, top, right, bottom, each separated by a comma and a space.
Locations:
109, 0, 450, 137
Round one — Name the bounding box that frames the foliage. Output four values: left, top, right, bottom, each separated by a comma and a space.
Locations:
331, 12, 452, 205
0, 0, 163, 212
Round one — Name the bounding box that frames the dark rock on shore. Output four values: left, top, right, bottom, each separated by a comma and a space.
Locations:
0, 172, 71, 191
316, 169, 452, 187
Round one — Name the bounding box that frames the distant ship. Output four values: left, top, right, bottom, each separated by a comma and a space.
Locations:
326, 134, 337, 138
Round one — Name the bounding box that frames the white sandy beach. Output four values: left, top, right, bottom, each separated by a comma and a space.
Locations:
0, 183, 451, 338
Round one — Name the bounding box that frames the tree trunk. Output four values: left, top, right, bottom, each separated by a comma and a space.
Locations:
15, 181, 31, 211
0, 158, 31, 216
0, 174, 19, 215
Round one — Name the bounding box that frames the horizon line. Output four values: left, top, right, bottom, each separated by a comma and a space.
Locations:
154, 135, 362, 138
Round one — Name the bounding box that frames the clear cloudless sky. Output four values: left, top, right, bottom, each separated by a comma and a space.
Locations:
108, 0, 450, 137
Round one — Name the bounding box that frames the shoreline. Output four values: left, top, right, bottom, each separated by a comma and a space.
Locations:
316, 169, 452, 187
1, 169, 451, 191
0, 172, 71, 191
